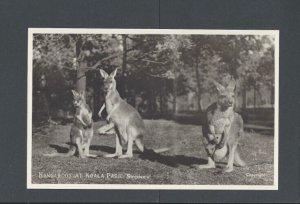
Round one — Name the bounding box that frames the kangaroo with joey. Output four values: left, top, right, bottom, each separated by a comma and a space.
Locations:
197, 79, 246, 173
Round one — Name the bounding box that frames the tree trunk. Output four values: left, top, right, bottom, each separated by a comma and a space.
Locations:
159, 79, 163, 115
160, 78, 167, 115
242, 84, 247, 109
76, 62, 87, 92
147, 79, 155, 114
93, 74, 101, 120
194, 60, 202, 112
271, 85, 274, 106
253, 85, 256, 108
121, 35, 127, 98
173, 69, 177, 114
75, 36, 86, 92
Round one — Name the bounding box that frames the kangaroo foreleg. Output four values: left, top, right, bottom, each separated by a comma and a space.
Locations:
98, 104, 105, 118
98, 123, 114, 135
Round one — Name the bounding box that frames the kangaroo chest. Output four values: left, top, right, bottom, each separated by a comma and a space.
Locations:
210, 108, 233, 134
105, 90, 120, 114
75, 105, 92, 127
105, 99, 114, 113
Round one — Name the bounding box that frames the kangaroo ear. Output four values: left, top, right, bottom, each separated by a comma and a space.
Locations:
227, 80, 236, 92
110, 68, 118, 78
99, 69, 109, 79
71, 90, 78, 97
212, 80, 225, 93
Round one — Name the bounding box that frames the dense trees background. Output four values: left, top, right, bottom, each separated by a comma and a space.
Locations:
32, 34, 274, 124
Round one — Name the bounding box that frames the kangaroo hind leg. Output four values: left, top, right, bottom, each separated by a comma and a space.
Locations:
75, 137, 86, 158
222, 144, 237, 173
234, 149, 246, 167
104, 133, 123, 158
195, 156, 216, 169
66, 145, 76, 156
84, 138, 97, 158
135, 135, 144, 153
118, 127, 134, 159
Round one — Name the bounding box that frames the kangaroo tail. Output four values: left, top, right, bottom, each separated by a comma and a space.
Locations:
153, 147, 170, 154
43, 146, 76, 157
143, 147, 170, 156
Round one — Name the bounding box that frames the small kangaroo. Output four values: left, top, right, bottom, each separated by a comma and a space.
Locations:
197, 79, 246, 173
43, 90, 96, 158
98, 68, 169, 158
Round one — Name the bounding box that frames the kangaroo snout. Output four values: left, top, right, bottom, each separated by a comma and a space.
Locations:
218, 95, 234, 109
103, 84, 110, 93
225, 98, 234, 107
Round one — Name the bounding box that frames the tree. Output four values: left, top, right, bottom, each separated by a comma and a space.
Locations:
179, 34, 274, 111
180, 35, 220, 112
32, 33, 275, 121
32, 34, 123, 120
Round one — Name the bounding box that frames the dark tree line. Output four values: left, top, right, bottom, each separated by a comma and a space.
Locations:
32, 34, 274, 123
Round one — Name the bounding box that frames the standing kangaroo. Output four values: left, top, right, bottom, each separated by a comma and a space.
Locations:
44, 90, 96, 158
98, 68, 169, 158
197, 79, 246, 173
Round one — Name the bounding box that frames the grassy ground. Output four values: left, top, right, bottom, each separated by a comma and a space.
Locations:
32, 119, 274, 185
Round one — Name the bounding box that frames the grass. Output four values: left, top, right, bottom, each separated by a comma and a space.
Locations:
31, 119, 274, 185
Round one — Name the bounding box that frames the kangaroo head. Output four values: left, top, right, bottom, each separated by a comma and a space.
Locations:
213, 79, 236, 111
71, 90, 85, 107
205, 143, 216, 157
99, 69, 117, 94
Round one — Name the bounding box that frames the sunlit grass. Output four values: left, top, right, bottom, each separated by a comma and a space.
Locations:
32, 119, 274, 185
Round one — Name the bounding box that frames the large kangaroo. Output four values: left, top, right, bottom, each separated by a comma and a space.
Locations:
197, 79, 246, 173
98, 68, 169, 158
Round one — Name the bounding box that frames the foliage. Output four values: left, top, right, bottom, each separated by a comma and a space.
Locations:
32, 33, 275, 120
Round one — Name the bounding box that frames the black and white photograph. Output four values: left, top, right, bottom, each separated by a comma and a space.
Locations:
27, 29, 279, 189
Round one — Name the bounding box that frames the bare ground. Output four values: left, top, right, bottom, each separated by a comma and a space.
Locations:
31, 119, 274, 185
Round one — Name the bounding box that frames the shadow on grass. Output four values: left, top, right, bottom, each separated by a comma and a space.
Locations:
140, 149, 207, 168
48, 144, 207, 168
49, 144, 69, 153
89, 145, 115, 154
48, 144, 116, 154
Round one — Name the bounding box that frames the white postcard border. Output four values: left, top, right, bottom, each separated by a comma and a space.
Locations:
27, 28, 279, 190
